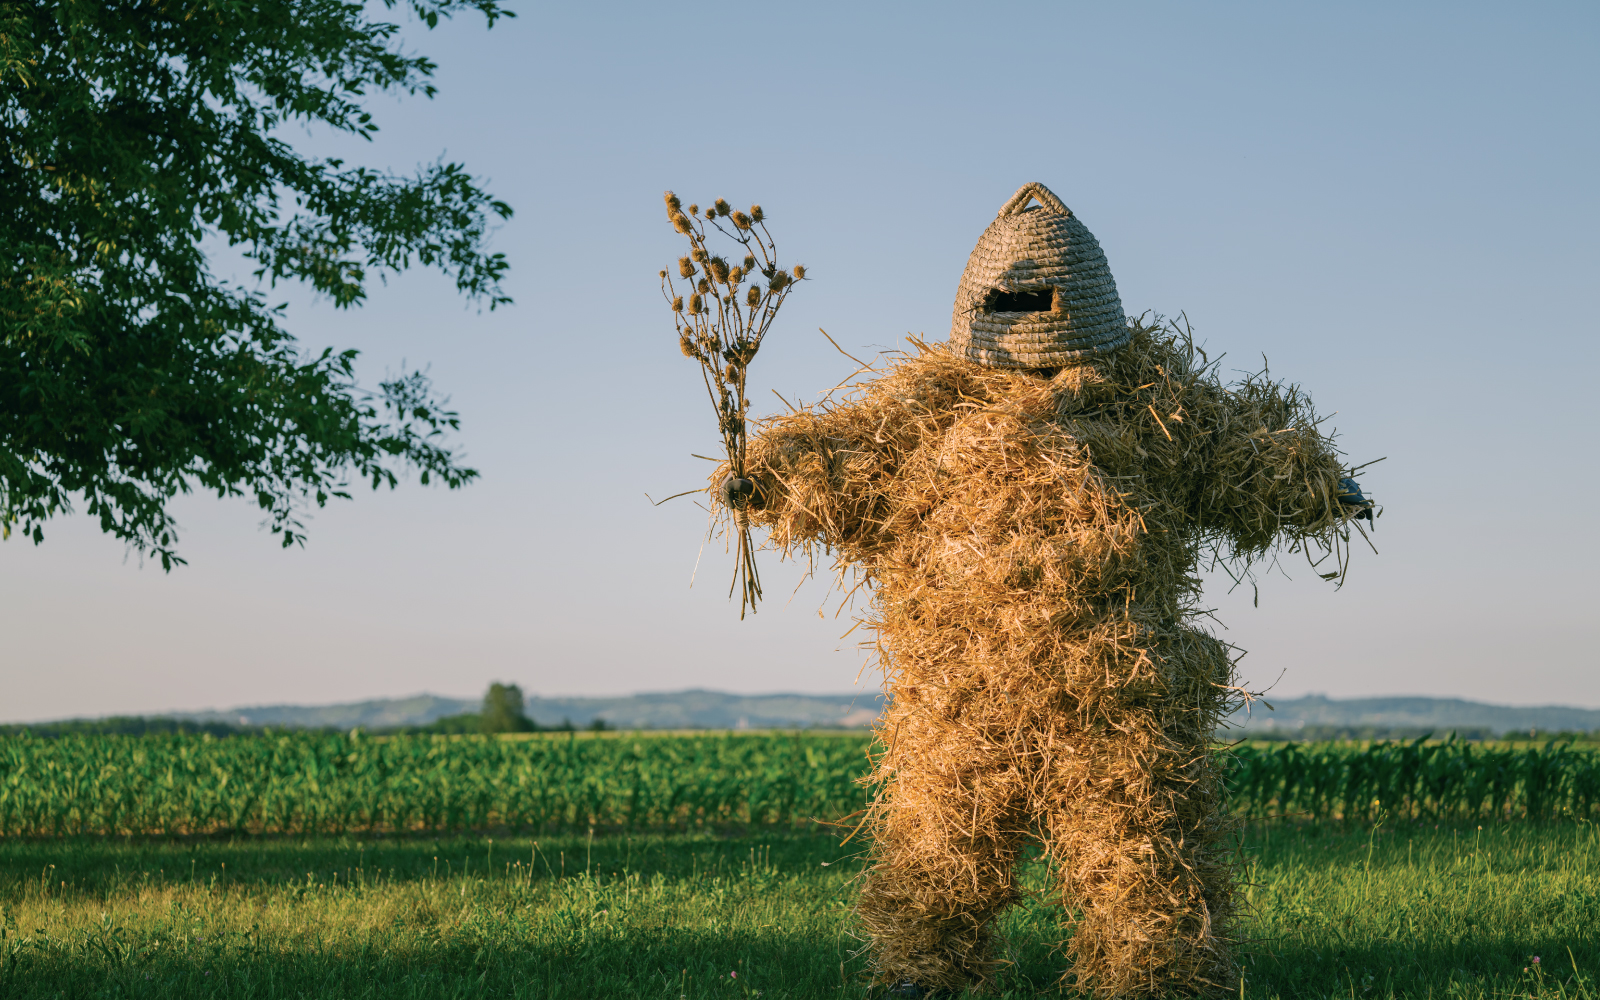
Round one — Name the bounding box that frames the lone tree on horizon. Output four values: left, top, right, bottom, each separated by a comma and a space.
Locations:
479, 682, 534, 734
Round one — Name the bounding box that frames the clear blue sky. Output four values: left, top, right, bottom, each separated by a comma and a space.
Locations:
4, 1, 1597, 722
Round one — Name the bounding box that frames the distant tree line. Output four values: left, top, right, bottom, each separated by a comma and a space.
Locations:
11, 695, 1591, 743
1238, 724, 1600, 743
0, 717, 247, 739
1496, 729, 1600, 744
1, 684, 610, 739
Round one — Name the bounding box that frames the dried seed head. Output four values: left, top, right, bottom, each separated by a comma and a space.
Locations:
792, 264, 806, 280
664, 191, 682, 211
750, 205, 764, 222
692, 247, 709, 263
671, 212, 693, 235
658, 269, 667, 279
769, 272, 790, 292
731, 211, 751, 230
709, 257, 730, 283
743, 255, 756, 271
679, 334, 696, 358
729, 266, 744, 284
724, 362, 738, 379
671, 295, 684, 313
678, 257, 695, 278
688, 294, 703, 315
688, 204, 698, 216
746, 286, 761, 308
697, 278, 710, 294
713, 198, 731, 216
705, 208, 716, 220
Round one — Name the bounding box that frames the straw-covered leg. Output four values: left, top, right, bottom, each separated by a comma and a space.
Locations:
857, 621, 1238, 998
1043, 624, 1240, 999
857, 695, 1034, 993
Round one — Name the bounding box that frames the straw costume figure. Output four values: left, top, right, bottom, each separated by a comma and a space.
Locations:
715, 183, 1374, 998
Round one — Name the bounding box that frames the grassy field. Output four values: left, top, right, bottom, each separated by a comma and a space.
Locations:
1, 821, 1596, 999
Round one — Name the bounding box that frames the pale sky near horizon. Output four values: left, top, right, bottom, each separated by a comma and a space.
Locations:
3, 2, 1597, 723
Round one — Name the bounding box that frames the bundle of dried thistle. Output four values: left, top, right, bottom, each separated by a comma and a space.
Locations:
659, 191, 806, 617
726, 316, 1376, 997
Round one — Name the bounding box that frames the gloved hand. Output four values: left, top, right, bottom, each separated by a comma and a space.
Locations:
718, 475, 765, 510
1337, 477, 1373, 523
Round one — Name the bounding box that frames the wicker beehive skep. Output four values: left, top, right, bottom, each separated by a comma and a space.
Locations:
950, 182, 1130, 370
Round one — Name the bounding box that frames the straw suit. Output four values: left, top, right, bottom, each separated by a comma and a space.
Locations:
733, 183, 1367, 997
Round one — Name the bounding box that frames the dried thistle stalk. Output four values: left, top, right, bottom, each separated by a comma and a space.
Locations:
660, 191, 805, 617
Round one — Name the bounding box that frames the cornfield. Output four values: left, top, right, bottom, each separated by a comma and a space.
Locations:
1, 733, 1596, 837
0, 732, 867, 837
1229, 737, 1600, 822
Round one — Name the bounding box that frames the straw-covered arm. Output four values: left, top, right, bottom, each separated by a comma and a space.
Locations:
1192, 374, 1354, 558
713, 398, 903, 561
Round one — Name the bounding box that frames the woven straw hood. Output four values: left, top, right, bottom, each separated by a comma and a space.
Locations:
950, 182, 1130, 369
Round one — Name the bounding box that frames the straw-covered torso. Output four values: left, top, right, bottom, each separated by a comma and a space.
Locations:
742, 320, 1346, 685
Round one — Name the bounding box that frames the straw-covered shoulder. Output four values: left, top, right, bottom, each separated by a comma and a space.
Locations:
732, 341, 1052, 567
1067, 318, 1353, 567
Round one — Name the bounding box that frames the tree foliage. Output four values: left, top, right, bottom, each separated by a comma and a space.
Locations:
480, 682, 533, 734
0, 0, 513, 566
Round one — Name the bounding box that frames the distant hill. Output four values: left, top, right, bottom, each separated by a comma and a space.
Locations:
12, 691, 1598, 738
180, 694, 479, 730
172, 689, 887, 731
515, 690, 886, 730
1226, 694, 1600, 738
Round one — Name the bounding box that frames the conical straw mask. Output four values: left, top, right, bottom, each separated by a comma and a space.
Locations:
950, 182, 1129, 368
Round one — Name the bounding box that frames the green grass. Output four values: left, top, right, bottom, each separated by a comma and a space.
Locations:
1238, 822, 1599, 1000
2, 822, 1596, 998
